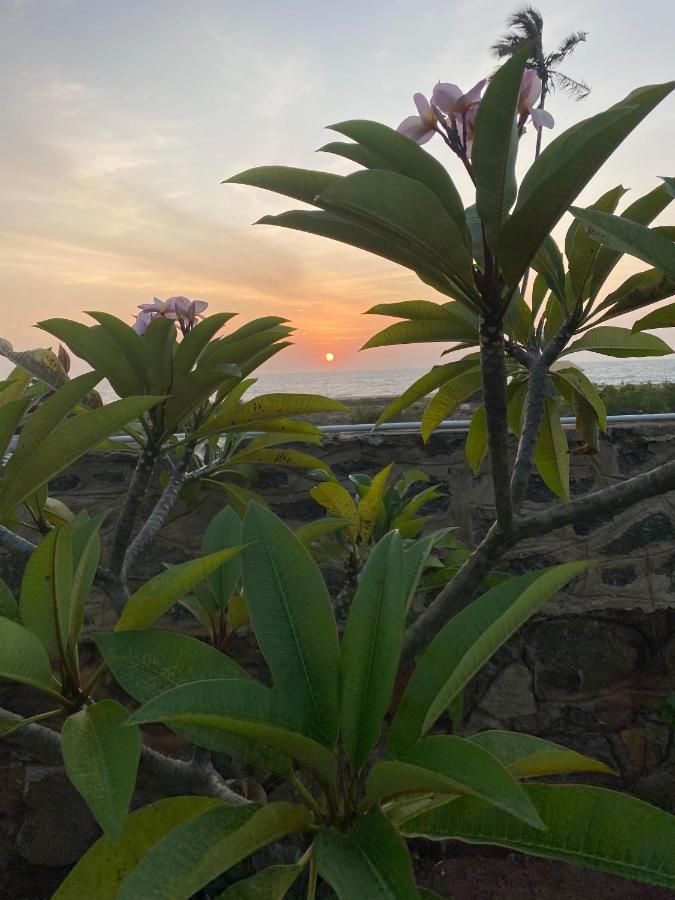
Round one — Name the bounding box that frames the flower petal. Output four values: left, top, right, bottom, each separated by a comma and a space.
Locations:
461, 78, 487, 109
432, 82, 463, 114
519, 70, 541, 109
530, 107, 555, 129
397, 115, 435, 144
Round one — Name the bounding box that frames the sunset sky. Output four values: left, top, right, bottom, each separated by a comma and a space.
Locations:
2, 0, 675, 375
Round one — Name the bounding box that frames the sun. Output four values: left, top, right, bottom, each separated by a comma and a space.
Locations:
324, 352, 335, 363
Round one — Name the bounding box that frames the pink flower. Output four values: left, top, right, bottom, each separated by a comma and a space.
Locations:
135, 296, 209, 334
173, 296, 208, 329
518, 70, 554, 129
397, 93, 438, 145
431, 79, 486, 154
133, 309, 156, 335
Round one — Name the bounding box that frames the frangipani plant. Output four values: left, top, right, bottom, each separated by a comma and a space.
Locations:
226, 52, 675, 671
43, 508, 675, 897
30, 302, 345, 584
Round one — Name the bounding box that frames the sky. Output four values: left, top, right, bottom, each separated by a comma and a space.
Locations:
1, 0, 675, 375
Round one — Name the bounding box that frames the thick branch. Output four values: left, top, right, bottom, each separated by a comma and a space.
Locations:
108, 446, 158, 576
510, 357, 547, 509
511, 317, 580, 510
0, 524, 35, 559
515, 456, 675, 542
479, 318, 513, 534
123, 449, 193, 579
402, 441, 675, 663
2, 707, 249, 805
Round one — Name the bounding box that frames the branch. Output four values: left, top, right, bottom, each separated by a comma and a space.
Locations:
402, 443, 675, 664
0, 524, 35, 559
401, 524, 509, 666
122, 449, 193, 579
479, 317, 513, 534
515, 455, 675, 542
1, 706, 249, 805
511, 317, 579, 510
510, 357, 547, 509
108, 446, 159, 576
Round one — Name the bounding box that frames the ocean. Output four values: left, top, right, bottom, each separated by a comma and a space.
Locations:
97, 357, 675, 404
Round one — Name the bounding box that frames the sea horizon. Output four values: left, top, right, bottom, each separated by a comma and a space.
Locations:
93, 356, 675, 404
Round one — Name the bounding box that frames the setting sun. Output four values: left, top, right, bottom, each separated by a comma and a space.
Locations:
324, 352, 335, 363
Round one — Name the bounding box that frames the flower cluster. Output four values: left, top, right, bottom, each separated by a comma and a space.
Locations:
397, 70, 554, 155
133, 296, 208, 335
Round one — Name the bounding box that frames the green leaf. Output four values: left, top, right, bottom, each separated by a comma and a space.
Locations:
174, 312, 237, 378
203, 507, 243, 608
589, 179, 675, 298
499, 82, 675, 287
421, 367, 481, 443
257, 209, 458, 299
363, 318, 477, 349
69, 514, 104, 645
633, 299, 675, 332
295, 517, 353, 545
190, 393, 347, 441
117, 801, 310, 900
466, 404, 487, 475
565, 185, 628, 299
0, 366, 30, 407
96, 631, 284, 770
116, 547, 244, 631
595, 268, 675, 322
375, 358, 479, 425
473, 48, 527, 246
96, 631, 247, 703
315, 808, 419, 900
0, 577, 20, 623
470, 731, 615, 779
86, 312, 151, 391
402, 531, 446, 613
53, 797, 221, 900
329, 119, 467, 236
387, 564, 589, 753
61, 699, 141, 840
37, 319, 144, 398
242, 504, 340, 744
225, 165, 341, 204
215, 864, 303, 899
403, 784, 675, 892
341, 532, 406, 769
316, 170, 475, 293
228, 446, 331, 472
20, 526, 73, 659
161, 367, 241, 437
552, 367, 607, 430
534, 397, 570, 500
0, 393, 162, 518
570, 206, 675, 280
358, 464, 392, 543
0, 617, 63, 698
0, 396, 31, 458
319, 139, 389, 169
128, 678, 337, 783
371, 734, 543, 829
564, 325, 672, 358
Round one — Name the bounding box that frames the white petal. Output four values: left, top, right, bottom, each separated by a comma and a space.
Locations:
530, 108, 555, 129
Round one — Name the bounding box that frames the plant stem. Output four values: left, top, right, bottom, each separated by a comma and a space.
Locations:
479, 316, 513, 535
307, 853, 318, 900
291, 772, 324, 819
122, 447, 193, 579
108, 444, 159, 576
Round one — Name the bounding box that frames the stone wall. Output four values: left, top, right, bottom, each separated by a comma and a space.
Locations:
1, 422, 675, 881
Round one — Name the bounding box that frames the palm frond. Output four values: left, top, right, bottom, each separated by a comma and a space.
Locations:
547, 30, 588, 64
549, 70, 591, 100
